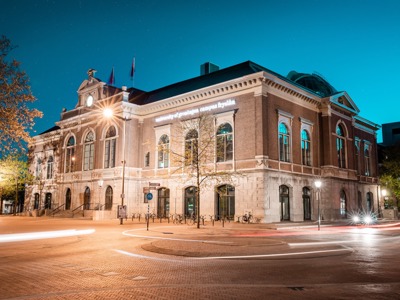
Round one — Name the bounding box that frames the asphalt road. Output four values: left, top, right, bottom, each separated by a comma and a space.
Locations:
1, 216, 400, 299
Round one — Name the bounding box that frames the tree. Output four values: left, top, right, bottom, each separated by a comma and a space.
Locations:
0, 152, 34, 214
167, 113, 240, 228
0, 35, 42, 155
379, 143, 400, 208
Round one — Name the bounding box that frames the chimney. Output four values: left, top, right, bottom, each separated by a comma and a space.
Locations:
200, 62, 219, 75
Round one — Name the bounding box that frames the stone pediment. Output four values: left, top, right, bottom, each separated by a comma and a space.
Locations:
329, 91, 360, 114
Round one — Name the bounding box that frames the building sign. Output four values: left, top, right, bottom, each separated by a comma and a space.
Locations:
155, 99, 236, 123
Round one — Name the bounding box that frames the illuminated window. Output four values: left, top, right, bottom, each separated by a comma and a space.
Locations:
104, 126, 116, 168
301, 130, 311, 166
158, 134, 169, 168
65, 136, 75, 173
46, 156, 54, 179
83, 131, 95, 171
336, 125, 346, 168
185, 129, 198, 165
340, 190, 347, 217
279, 123, 290, 162
216, 123, 233, 162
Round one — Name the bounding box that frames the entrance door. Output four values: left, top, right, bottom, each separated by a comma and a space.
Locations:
157, 188, 170, 217
280, 185, 290, 221
44, 193, 52, 209
303, 187, 311, 220
184, 186, 196, 216
84, 187, 90, 210
65, 189, 71, 210
216, 185, 235, 220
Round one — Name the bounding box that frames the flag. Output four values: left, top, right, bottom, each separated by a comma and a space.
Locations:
108, 67, 115, 85
130, 58, 135, 80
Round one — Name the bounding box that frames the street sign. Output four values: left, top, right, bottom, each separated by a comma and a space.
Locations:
146, 193, 153, 201
149, 182, 160, 187
143, 187, 150, 193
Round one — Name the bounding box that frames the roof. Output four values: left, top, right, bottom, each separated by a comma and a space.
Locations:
38, 125, 60, 135
129, 61, 285, 105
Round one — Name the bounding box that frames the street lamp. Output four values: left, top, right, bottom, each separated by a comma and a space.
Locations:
103, 108, 130, 225
314, 180, 322, 231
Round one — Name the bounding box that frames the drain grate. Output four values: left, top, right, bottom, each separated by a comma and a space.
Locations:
162, 232, 173, 234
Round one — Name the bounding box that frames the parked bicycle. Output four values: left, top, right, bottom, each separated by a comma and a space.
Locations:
173, 214, 184, 224
241, 212, 253, 223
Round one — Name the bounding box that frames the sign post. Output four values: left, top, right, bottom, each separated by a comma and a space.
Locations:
146, 192, 153, 231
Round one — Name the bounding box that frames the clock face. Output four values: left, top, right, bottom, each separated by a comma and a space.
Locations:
86, 95, 94, 107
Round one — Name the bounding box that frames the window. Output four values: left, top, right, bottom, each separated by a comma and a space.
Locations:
83, 131, 95, 171
279, 185, 290, 221
364, 145, 370, 176
303, 187, 311, 220
46, 156, 54, 179
216, 185, 235, 220
65, 136, 75, 173
185, 129, 198, 165
84, 187, 90, 210
366, 192, 373, 212
355, 139, 360, 173
184, 186, 197, 216
216, 123, 233, 162
301, 130, 311, 166
336, 124, 346, 168
158, 134, 169, 168
145, 152, 150, 167
36, 158, 42, 179
65, 188, 71, 210
104, 126, 116, 168
279, 123, 290, 162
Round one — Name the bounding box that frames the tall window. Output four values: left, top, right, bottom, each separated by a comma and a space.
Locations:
83, 131, 95, 171
36, 158, 42, 179
336, 124, 346, 168
46, 156, 54, 179
158, 134, 169, 168
355, 139, 360, 173
65, 136, 75, 173
216, 123, 233, 162
145, 152, 150, 167
184, 186, 197, 216
185, 129, 198, 165
65, 188, 71, 210
84, 187, 90, 210
279, 123, 290, 162
104, 126, 116, 169
301, 130, 311, 166
364, 145, 370, 176
302, 187, 311, 220
216, 185, 235, 220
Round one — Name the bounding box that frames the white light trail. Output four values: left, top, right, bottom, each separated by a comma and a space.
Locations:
0, 229, 95, 243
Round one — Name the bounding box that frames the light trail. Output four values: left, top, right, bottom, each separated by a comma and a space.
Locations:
0, 229, 95, 243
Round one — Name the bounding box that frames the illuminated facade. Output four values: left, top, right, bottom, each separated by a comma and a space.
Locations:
26, 61, 380, 222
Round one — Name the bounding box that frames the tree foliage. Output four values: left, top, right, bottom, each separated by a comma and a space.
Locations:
379, 143, 400, 205
0, 35, 42, 155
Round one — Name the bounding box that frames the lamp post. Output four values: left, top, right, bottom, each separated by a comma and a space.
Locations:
314, 180, 322, 231
104, 108, 130, 225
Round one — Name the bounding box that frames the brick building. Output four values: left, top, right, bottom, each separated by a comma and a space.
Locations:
26, 61, 380, 222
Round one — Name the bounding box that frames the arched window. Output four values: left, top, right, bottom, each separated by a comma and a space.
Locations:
280, 185, 290, 221
65, 188, 71, 210
185, 129, 198, 165
279, 123, 290, 162
104, 126, 116, 168
105, 186, 113, 210
364, 146, 370, 176
184, 186, 197, 216
336, 124, 346, 168
84, 187, 91, 210
158, 134, 169, 168
216, 185, 235, 220
301, 130, 311, 166
83, 131, 95, 171
65, 136, 75, 173
340, 190, 347, 217
216, 123, 233, 162
46, 156, 54, 179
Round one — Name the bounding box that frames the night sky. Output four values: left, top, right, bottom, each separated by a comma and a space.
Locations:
1, 0, 400, 142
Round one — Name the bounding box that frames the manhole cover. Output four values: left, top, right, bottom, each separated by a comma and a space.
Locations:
162, 232, 173, 234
